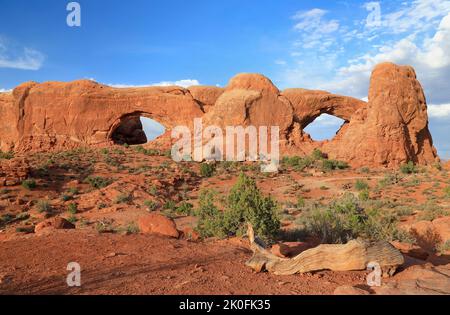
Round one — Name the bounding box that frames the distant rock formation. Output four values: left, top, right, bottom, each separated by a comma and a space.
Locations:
0, 62, 438, 168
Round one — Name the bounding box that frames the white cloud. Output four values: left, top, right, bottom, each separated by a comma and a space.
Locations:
0, 88, 12, 93
0, 38, 45, 70
275, 59, 287, 66
313, 114, 346, 126
378, 0, 450, 34
321, 12, 450, 102
428, 103, 450, 118
293, 9, 339, 33
109, 79, 200, 89
278, 1, 450, 158
291, 8, 340, 50
280, 2, 450, 104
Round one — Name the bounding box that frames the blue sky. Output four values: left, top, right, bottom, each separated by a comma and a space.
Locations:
1, 0, 449, 158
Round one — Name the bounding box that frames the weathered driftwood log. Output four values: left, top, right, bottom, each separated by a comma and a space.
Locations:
245, 224, 404, 276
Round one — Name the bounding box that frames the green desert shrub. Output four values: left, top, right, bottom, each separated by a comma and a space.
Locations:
67, 215, 78, 224
124, 222, 140, 234
114, 193, 132, 204
196, 173, 280, 241
444, 186, 450, 199
355, 179, 370, 191
21, 179, 37, 190
144, 200, 158, 211
84, 176, 112, 189
36, 200, 52, 213
299, 193, 412, 244
176, 202, 194, 215
296, 196, 306, 208
400, 161, 417, 174
378, 173, 401, 188
321, 159, 349, 171
359, 189, 370, 201
163, 200, 177, 211
67, 203, 78, 214
0, 151, 14, 160
224, 173, 280, 240
281, 156, 314, 171
200, 163, 215, 178
311, 149, 324, 160
195, 190, 226, 239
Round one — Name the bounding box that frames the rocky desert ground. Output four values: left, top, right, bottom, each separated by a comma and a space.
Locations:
0, 146, 449, 295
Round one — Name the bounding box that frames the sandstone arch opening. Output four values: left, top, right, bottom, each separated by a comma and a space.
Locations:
304, 114, 345, 141
111, 115, 165, 145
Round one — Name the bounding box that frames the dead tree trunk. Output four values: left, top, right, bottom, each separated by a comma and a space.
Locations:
245, 224, 404, 277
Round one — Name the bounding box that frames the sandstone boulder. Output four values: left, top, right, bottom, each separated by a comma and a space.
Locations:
34, 217, 75, 234
406, 218, 450, 252
391, 241, 430, 260
138, 213, 180, 238
188, 86, 224, 113
432, 217, 450, 243
373, 264, 450, 295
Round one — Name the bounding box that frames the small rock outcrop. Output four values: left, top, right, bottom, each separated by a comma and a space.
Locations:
0, 158, 30, 187
138, 213, 180, 238
34, 217, 75, 234
373, 264, 450, 295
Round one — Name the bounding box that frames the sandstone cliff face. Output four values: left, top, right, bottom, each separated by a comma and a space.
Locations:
2, 80, 205, 152
0, 62, 439, 168
323, 63, 438, 167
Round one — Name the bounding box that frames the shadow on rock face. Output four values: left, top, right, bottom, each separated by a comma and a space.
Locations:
111, 116, 148, 145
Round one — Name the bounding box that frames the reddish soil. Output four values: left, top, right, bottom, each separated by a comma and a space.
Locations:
0, 147, 449, 295
0, 230, 367, 295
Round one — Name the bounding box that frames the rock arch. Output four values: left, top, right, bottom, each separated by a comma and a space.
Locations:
0, 62, 439, 168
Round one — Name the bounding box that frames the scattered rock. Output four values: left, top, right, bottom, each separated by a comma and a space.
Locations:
373, 264, 450, 295
138, 213, 180, 238
432, 217, 450, 243
34, 217, 75, 234
180, 227, 200, 241
406, 219, 449, 252
0, 158, 30, 187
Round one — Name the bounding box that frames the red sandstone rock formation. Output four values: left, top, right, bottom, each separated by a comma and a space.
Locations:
138, 213, 180, 238
323, 63, 438, 167
0, 62, 439, 168
0, 158, 30, 187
